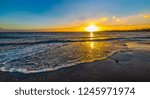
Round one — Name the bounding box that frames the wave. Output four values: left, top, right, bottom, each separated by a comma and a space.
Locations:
0, 36, 150, 46
0, 32, 149, 74
0, 43, 68, 64
0, 49, 122, 74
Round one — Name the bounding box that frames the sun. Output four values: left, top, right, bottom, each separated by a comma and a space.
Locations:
85, 25, 99, 32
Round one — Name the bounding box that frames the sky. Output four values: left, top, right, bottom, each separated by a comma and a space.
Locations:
0, 0, 150, 31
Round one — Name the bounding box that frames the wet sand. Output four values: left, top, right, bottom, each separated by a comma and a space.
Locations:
0, 42, 150, 82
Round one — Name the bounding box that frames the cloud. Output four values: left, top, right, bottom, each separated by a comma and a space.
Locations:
122, 13, 150, 25
94, 13, 150, 27
108, 13, 150, 25
100, 17, 108, 21
115, 18, 121, 22
140, 14, 150, 18
112, 16, 121, 22
112, 16, 116, 19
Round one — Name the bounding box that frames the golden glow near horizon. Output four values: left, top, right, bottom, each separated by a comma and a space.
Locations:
85, 25, 99, 32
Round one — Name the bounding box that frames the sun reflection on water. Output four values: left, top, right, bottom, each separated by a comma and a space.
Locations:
90, 42, 95, 49
90, 32, 94, 41
76, 41, 119, 62
89, 32, 95, 49
90, 32, 94, 37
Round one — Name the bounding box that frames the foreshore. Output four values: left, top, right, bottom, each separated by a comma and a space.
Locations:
0, 42, 150, 82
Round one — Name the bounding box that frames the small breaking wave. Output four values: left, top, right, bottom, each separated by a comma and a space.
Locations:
0, 43, 68, 64
0, 32, 149, 74
0, 49, 121, 74
0, 36, 150, 46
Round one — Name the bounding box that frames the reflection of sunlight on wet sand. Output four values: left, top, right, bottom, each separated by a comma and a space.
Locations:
77, 41, 119, 62
70, 41, 120, 62
69, 32, 122, 62
90, 42, 95, 49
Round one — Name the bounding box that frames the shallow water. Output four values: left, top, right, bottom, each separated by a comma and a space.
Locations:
0, 32, 150, 73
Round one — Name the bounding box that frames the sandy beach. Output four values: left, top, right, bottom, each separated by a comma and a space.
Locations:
0, 42, 150, 82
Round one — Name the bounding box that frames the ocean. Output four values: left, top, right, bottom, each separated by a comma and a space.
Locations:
0, 32, 150, 73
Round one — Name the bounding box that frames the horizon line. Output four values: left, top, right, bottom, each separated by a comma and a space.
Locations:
0, 28, 150, 33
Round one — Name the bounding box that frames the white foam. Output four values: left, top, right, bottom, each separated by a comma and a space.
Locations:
0, 43, 66, 63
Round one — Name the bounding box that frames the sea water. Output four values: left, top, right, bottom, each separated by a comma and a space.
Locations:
0, 32, 149, 73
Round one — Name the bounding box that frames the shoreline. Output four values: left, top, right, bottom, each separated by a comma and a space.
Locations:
0, 45, 150, 81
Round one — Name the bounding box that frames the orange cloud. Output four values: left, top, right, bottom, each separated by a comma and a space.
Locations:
115, 18, 121, 22
100, 17, 108, 21
142, 14, 150, 18
1, 13, 150, 32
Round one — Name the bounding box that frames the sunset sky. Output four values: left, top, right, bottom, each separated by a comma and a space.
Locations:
0, 0, 150, 32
